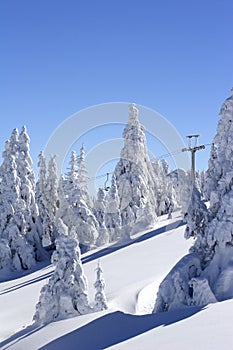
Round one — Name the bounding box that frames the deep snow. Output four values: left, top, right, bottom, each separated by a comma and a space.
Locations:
1, 212, 233, 350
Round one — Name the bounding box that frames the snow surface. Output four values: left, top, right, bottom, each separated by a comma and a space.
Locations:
1, 211, 233, 349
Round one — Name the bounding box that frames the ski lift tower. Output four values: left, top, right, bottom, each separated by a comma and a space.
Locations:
182, 135, 205, 185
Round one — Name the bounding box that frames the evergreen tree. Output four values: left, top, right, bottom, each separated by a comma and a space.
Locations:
167, 168, 191, 213
36, 151, 47, 241
0, 239, 11, 269
184, 187, 208, 240
167, 181, 175, 219
72, 195, 99, 251
105, 175, 122, 242
55, 175, 71, 229
0, 139, 20, 235
57, 172, 98, 251
157, 159, 174, 217
93, 260, 108, 311
189, 278, 217, 306
204, 143, 218, 201
195, 170, 206, 199
0, 130, 37, 270
58, 150, 99, 251
152, 159, 166, 215
42, 155, 59, 247
114, 104, 158, 237
78, 144, 91, 207
16, 126, 43, 260
192, 88, 233, 263
94, 188, 109, 246
161, 158, 169, 175
63, 151, 79, 207
33, 225, 91, 325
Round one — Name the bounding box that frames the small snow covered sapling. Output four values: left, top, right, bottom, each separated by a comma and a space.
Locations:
93, 260, 108, 311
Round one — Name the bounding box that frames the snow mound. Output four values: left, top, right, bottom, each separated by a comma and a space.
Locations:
135, 280, 160, 315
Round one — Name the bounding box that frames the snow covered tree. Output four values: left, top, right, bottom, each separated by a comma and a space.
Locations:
184, 187, 208, 240
153, 254, 202, 312
0, 153, 36, 271
57, 172, 98, 252
35, 151, 47, 241
195, 170, 206, 199
154, 88, 233, 312
36, 152, 59, 249
78, 144, 91, 207
188, 277, 217, 306
0, 130, 38, 270
168, 168, 191, 215
55, 149, 98, 251
152, 159, 166, 215
105, 175, 122, 242
72, 196, 99, 251
33, 225, 91, 325
204, 143, 218, 201
68, 150, 79, 182
41, 155, 59, 248
192, 88, 233, 263
55, 217, 69, 236
55, 175, 71, 227
93, 188, 109, 246
93, 260, 108, 311
114, 104, 158, 237
5, 213, 36, 270
63, 151, 79, 206
161, 158, 169, 176
16, 126, 43, 260
0, 139, 20, 235
155, 159, 175, 218
0, 239, 11, 269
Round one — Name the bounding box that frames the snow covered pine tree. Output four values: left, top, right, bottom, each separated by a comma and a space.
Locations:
93, 188, 109, 246
93, 260, 108, 311
105, 174, 122, 242
114, 104, 159, 238
33, 225, 91, 325
0, 127, 44, 271
57, 150, 99, 252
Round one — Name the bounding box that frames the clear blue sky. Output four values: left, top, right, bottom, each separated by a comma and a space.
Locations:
1, 0, 233, 178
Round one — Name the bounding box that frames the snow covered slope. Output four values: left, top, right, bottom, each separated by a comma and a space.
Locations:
1, 212, 233, 350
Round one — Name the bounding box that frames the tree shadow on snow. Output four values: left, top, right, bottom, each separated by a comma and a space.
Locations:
0, 324, 44, 350
82, 219, 185, 264
39, 306, 204, 350
0, 260, 51, 284
0, 271, 53, 295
